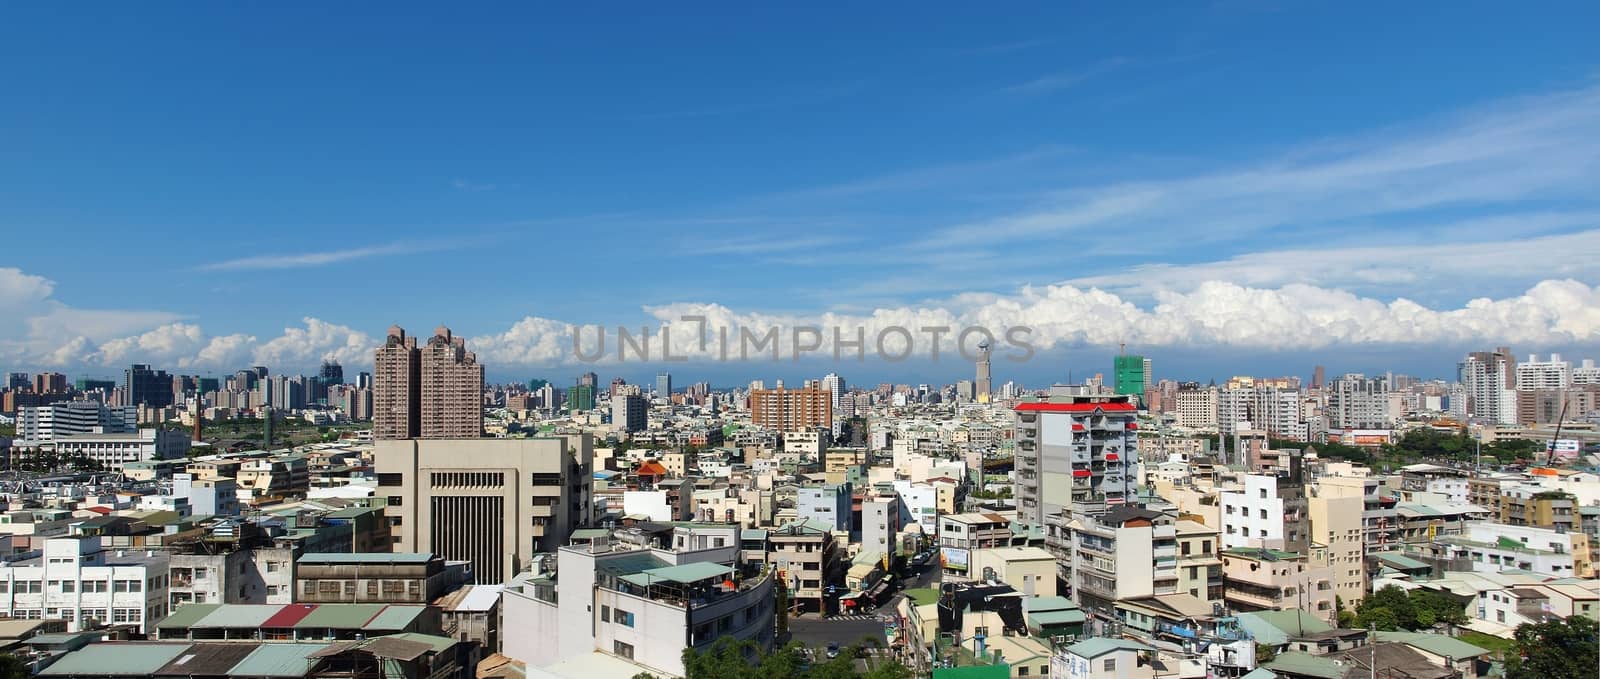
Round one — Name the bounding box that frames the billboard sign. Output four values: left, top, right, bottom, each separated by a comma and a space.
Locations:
940, 546, 970, 573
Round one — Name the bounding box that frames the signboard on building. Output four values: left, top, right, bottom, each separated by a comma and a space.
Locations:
1547, 439, 1581, 460
940, 546, 970, 573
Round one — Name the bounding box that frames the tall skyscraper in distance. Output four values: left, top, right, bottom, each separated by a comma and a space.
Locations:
974, 342, 992, 404
578, 371, 599, 389
821, 373, 845, 413
319, 360, 345, 386
1460, 347, 1517, 425
655, 372, 672, 400
374, 325, 421, 440
1311, 365, 1326, 390
1112, 353, 1147, 400
419, 325, 484, 439
124, 364, 174, 408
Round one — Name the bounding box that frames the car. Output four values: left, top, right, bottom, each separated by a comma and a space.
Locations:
825, 642, 840, 659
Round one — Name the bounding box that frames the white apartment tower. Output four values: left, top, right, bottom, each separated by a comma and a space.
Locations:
1459, 347, 1517, 424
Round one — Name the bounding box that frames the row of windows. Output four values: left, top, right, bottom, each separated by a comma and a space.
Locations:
600, 605, 636, 627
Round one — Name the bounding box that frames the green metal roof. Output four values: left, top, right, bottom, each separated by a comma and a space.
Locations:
1263, 652, 1345, 679
227, 642, 332, 677
295, 604, 386, 629
1027, 596, 1076, 613
1235, 611, 1334, 645
1063, 637, 1152, 659
297, 552, 434, 564
38, 643, 191, 676
376, 632, 457, 652
618, 561, 733, 587
190, 604, 282, 628
1375, 552, 1431, 571
569, 528, 610, 539
157, 603, 223, 629
1028, 609, 1087, 626
364, 605, 427, 631
1373, 631, 1491, 659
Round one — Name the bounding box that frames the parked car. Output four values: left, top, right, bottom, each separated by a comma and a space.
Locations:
825, 642, 840, 659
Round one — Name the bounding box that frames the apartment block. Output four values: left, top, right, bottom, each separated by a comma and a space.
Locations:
750, 386, 832, 432
1013, 393, 1141, 525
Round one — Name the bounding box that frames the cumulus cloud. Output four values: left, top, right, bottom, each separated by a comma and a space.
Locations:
8, 278, 1600, 372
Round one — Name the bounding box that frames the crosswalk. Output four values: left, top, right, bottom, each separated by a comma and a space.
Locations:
827, 613, 895, 622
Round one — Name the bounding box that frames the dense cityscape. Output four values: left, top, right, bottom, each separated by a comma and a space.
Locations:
6, 3, 1600, 679
0, 325, 1595, 678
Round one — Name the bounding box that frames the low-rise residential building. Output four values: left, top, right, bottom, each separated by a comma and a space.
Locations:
0, 536, 170, 633
501, 526, 774, 678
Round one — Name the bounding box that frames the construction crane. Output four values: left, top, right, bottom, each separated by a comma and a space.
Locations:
1544, 399, 1571, 466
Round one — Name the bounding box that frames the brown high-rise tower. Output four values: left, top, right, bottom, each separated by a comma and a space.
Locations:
420, 325, 484, 438
374, 325, 421, 440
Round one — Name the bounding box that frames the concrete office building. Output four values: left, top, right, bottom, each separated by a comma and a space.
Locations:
796, 483, 852, 532
750, 386, 833, 432
655, 372, 672, 401
376, 436, 594, 584
1516, 354, 1571, 391
1012, 392, 1141, 525
1174, 386, 1218, 430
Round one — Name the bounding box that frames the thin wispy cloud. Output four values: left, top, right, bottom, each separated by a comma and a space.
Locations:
199, 241, 466, 271
922, 85, 1600, 250
1001, 57, 1130, 95
693, 235, 854, 256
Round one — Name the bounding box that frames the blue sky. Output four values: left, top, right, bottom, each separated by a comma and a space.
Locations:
3, 3, 1600, 386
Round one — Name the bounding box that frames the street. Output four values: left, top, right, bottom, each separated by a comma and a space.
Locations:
787, 615, 890, 652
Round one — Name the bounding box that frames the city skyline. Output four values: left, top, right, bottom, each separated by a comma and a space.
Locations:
3, 5, 1600, 380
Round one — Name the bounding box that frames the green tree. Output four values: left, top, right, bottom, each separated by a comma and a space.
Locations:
1506, 616, 1599, 679
1357, 586, 1417, 631
1255, 643, 1277, 664
0, 653, 27, 679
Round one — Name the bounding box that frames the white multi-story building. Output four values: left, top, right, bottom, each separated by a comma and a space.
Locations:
49, 429, 189, 470
1460, 348, 1518, 424
1174, 387, 1218, 430
1326, 374, 1392, 429
860, 492, 901, 553
1220, 471, 1309, 553
1574, 359, 1600, 385
1516, 354, 1572, 391
502, 526, 774, 678
15, 401, 137, 443
0, 536, 170, 633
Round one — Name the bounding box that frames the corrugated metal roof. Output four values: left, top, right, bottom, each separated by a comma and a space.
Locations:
152, 642, 259, 676
157, 603, 224, 629
618, 561, 733, 587
297, 552, 434, 564
295, 603, 386, 629
38, 643, 191, 676
190, 604, 283, 628
261, 604, 319, 628
226, 642, 331, 677
363, 605, 427, 631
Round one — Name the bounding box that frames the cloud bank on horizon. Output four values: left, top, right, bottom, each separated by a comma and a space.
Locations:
3, 264, 1597, 373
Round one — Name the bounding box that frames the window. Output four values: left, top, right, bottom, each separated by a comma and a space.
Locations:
1259, 509, 1268, 519
614, 641, 634, 659
1018, 668, 1029, 676
267, 585, 279, 596
387, 495, 403, 506
266, 561, 280, 573
616, 609, 635, 627
368, 581, 379, 596
1259, 488, 1267, 499
62, 581, 75, 593
601, 605, 611, 622
378, 473, 403, 487
1104, 658, 1117, 672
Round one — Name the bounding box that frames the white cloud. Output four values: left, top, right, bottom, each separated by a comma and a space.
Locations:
251, 318, 374, 368
199, 240, 469, 271
1067, 225, 1600, 296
